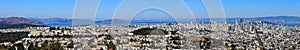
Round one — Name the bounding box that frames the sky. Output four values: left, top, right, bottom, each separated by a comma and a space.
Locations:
0, 0, 300, 19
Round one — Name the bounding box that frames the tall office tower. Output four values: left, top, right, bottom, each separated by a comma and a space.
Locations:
239, 19, 243, 24
235, 19, 238, 25
240, 19, 244, 31
281, 20, 286, 33
281, 20, 285, 26
249, 21, 253, 32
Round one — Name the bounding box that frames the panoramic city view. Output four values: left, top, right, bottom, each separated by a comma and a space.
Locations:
1, 0, 300, 50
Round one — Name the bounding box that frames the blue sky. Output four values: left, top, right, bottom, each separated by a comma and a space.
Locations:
0, 0, 300, 18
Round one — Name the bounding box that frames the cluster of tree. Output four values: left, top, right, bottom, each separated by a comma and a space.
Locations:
0, 23, 46, 29
0, 40, 65, 50
130, 28, 168, 35
199, 38, 211, 49
0, 32, 29, 42
97, 34, 113, 40
168, 36, 182, 49
105, 41, 116, 50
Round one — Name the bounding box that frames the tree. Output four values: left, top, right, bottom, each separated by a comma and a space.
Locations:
48, 41, 63, 50
0, 45, 6, 50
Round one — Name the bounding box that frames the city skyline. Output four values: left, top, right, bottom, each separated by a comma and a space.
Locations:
1, 0, 300, 50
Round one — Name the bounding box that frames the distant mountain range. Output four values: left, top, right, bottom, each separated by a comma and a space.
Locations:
0, 17, 42, 24
0, 17, 45, 29
0, 16, 299, 28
